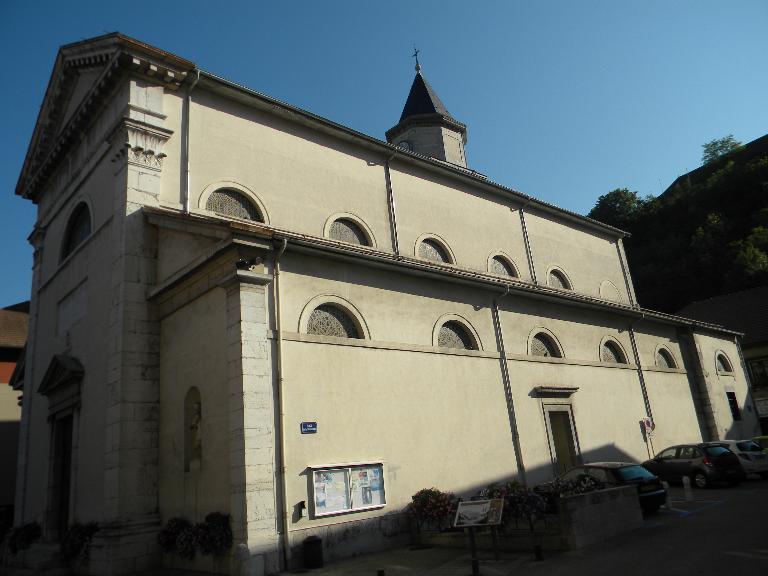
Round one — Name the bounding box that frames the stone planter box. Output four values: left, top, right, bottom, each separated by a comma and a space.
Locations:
414, 486, 643, 552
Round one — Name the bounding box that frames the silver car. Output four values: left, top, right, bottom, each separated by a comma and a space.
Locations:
713, 440, 768, 478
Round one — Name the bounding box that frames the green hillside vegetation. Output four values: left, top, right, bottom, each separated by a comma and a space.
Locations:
588, 138, 768, 313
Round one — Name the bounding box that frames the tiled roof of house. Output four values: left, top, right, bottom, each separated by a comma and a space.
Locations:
676, 286, 768, 346
0, 308, 29, 349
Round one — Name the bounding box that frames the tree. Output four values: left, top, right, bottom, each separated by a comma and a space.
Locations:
702, 135, 742, 165
587, 188, 649, 231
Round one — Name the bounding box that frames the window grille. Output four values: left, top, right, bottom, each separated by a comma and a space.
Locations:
329, 219, 369, 245
531, 333, 561, 357
602, 341, 626, 364
206, 189, 262, 221
418, 239, 450, 263
490, 256, 517, 277
548, 269, 571, 290
437, 321, 476, 350
307, 304, 360, 339
716, 353, 733, 373
656, 349, 676, 369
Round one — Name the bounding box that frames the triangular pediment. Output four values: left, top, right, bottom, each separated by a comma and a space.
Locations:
16, 33, 195, 201
37, 354, 84, 396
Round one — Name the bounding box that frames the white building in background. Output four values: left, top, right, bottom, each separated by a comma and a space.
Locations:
11, 33, 759, 575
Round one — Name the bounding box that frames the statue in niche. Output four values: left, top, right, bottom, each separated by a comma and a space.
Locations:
189, 401, 202, 471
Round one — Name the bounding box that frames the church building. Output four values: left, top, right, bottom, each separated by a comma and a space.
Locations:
11, 33, 760, 575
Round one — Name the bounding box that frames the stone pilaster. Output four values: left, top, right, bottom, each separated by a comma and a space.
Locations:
224, 272, 280, 576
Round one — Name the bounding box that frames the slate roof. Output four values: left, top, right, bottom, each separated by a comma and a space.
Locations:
676, 286, 768, 346
0, 308, 29, 349
399, 71, 455, 122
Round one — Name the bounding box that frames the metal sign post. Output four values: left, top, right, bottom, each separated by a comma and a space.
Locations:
453, 499, 505, 576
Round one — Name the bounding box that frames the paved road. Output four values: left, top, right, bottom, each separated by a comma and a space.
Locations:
286, 477, 768, 576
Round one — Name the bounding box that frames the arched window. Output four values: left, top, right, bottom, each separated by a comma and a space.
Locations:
306, 304, 361, 339
437, 321, 478, 350
418, 238, 451, 264
61, 202, 91, 261
656, 348, 676, 369
489, 255, 518, 278
328, 218, 370, 246
531, 332, 562, 358
716, 352, 733, 373
601, 340, 627, 364
548, 269, 572, 290
206, 189, 263, 221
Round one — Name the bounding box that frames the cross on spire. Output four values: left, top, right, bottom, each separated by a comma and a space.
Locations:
412, 45, 421, 72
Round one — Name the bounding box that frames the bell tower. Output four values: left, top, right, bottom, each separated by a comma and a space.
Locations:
386, 55, 468, 167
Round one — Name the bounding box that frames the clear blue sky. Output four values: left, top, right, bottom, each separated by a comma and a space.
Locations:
1, 1, 766, 306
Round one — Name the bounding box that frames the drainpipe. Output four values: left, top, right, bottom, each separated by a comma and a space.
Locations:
182, 69, 200, 214
272, 238, 291, 568
627, 321, 655, 454
518, 200, 537, 285
492, 285, 527, 485
384, 151, 400, 255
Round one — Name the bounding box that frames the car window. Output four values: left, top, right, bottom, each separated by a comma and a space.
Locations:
585, 468, 609, 482
679, 447, 697, 459
615, 465, 656, 481
658, 448, 678, 460
704, 446, 730, 457
737, 441, 762, 452
560, 468, 585, 481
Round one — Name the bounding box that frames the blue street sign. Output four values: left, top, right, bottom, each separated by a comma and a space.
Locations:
300, 421, 318, 434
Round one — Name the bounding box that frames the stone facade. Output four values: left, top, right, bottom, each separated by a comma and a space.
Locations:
11, 33, 761, 576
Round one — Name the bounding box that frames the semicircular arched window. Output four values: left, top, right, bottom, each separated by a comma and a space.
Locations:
716, 352, 733, 373
206, 189, 263, 221
601, 340, 627, 364
418, 238, 451, 264
437, 321, 477, 350
656, 348, 676, 369
329, 218, 370, 246
306, 304, 361, 339
548, 269, 572, 290
61, 202, 92, 262
490, 255, 518, 278
531, 332, 562, 358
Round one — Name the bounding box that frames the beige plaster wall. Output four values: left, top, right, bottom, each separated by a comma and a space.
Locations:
159, 287, 231, 523
524, 210, 628, 301
694, 331, 761, 439
281, 340, 517, 532
186, 89, 393, 250
389, 165, 529, 279
644, 370, 703, 452
21, 153, 117, 525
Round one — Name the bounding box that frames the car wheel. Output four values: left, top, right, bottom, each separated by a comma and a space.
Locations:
692, 472, 708, 489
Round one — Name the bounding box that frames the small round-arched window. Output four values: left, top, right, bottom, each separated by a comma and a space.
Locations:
656, 348, 676, 369
206, 189, 263, 221
531, 332, 562, 358
548, 269, 572, 290
437, 321, 477, 350
61, 202, 92, 262
716, 352, 733, 373
306, 304, 361, 339
329, 218, 369, 246
601, 340, 627, 364
418, 238, 451, 264
490, 255, 518, 278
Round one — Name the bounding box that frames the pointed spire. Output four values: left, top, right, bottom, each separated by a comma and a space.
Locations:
385, 53, 468, 167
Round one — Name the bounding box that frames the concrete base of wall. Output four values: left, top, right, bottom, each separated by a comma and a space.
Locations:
87, 515, 162, 575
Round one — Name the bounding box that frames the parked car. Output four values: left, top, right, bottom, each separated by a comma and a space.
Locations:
643, 443, 746, 488
536, 462, 667, 513
753, 436, 768, 450
712, 440, 768, 478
